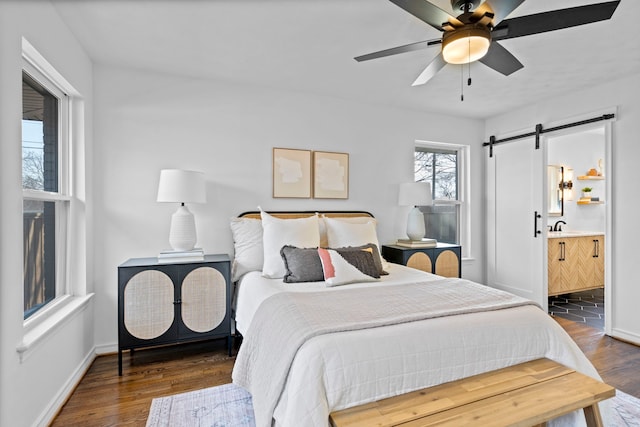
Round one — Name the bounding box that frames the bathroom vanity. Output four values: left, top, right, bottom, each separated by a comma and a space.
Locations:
548, 231, 604, 296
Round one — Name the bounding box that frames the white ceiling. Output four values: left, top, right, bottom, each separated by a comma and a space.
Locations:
51, 0, 640, 119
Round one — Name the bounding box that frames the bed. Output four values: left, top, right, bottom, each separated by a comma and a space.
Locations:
229, 211, 610, 427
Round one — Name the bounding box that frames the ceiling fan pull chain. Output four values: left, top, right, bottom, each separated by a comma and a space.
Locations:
467, 36, 472, 86
460, 65, 464, 101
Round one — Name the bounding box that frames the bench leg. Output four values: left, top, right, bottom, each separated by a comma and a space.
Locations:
583, 403, 604, 427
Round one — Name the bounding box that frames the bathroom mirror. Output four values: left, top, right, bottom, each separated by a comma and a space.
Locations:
548, 165, 563, 217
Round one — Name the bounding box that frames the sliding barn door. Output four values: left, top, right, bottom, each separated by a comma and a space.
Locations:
486, 138, 546, 309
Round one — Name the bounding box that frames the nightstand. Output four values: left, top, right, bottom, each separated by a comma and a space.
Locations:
382, 243, 461, 278
117, 254, 231, 376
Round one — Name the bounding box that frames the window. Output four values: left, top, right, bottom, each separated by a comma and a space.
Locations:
414, 143, 468, 250
22, 65, 69, 320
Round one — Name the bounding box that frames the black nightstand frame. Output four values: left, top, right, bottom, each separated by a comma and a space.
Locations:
117, 254, 231, 375
382, 243, 462, 278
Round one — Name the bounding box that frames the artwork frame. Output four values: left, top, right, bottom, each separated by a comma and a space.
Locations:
272, 148, 312, 198
313, 151, 349, 199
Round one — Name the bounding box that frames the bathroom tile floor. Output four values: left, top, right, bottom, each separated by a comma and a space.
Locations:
548, 288, 604, 330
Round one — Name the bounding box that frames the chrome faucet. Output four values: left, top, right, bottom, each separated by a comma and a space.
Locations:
553, 220, 566, 232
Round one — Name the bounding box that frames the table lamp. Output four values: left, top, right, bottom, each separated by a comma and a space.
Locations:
398, 182, 432, 241
157, 169, 206, 251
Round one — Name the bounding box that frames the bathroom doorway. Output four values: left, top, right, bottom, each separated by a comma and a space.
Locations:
546, 125, 608, 331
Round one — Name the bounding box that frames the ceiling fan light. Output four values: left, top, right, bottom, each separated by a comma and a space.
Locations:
442, 26, 491, 65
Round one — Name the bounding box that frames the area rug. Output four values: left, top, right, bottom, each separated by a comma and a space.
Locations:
146, 383, 254, 427
609, 389, 640, 427
147, 383, 640, 427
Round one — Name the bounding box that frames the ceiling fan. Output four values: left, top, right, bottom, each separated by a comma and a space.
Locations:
355, 0, 620, 86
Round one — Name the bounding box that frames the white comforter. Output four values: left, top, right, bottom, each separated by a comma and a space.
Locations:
233, 264, 610, 427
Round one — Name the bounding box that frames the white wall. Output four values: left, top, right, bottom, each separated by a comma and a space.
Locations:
0, 2, 94, 426
92, 64, 486, 349
485, 74, 640, 345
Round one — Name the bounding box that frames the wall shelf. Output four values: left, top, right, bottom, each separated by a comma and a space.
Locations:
577, 200, 605, 205
577, 175, 605, 180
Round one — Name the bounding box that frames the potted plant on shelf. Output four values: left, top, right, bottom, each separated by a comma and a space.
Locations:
582, 187, 593, 198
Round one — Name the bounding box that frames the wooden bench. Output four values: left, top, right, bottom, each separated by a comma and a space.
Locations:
329, 358, 614, 427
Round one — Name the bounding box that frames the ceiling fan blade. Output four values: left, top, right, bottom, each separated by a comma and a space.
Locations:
389, 0, 463, 31
479, 42, 523, 76
355, 38, 442, 62
412, 54, 447, 86
471, 0, 525, 26
492, 1, 620, 41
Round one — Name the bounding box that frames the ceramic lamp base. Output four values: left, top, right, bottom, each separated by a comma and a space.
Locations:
169, 205, 197, 251
406, 206, 426, 241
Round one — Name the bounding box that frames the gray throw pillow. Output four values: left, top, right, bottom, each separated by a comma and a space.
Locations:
280, 245, 324, 283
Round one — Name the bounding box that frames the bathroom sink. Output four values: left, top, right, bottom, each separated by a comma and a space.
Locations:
548, 230, 603, 238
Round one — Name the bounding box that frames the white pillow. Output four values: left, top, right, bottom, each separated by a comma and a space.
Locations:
317, 248, 379, 287
261, 211, 320, 278
318, 215, 376, 247
323, 216, 389, 271
229, 217, 264, 282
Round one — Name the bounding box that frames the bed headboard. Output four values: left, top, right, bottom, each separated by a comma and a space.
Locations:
232, 210, 379, 281
238, 210, 374, 220
238, 211, 375, 250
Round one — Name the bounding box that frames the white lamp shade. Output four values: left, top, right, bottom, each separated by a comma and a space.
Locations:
157, 169, 206, 204
398, 182, 432, 206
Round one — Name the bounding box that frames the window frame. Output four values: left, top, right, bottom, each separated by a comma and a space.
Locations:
22, 50, 72, 324
415, 140, 470, 258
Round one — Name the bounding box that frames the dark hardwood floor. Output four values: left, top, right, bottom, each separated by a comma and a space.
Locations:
554, 317, 640, 398
50, 339, 235, 427
51, 319, 640, 426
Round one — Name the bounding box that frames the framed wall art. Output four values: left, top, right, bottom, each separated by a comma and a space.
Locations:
313, 151, 349, 199
272, 148, 312, 198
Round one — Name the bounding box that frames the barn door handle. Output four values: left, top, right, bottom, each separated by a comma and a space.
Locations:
593, 239, 600, 258
533, 211, 542, 238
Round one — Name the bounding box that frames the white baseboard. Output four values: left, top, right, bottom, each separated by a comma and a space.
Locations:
36, 342, 119, 426
611, 328, 640, 346
34, 347, 97, 427
95, 342, 118, 355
